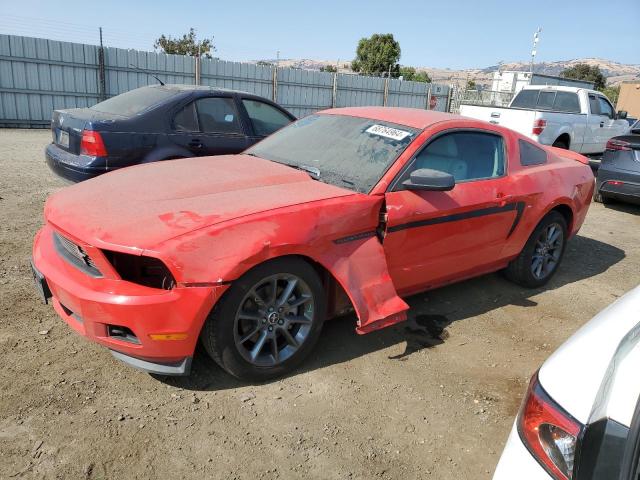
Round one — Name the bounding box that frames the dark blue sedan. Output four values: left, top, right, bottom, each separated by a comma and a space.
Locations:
45, 85, 296, 182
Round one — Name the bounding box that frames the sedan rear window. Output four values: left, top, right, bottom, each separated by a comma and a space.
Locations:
247, 114, 419, 193
511, 90, 539, 109
90, 86, 178, 117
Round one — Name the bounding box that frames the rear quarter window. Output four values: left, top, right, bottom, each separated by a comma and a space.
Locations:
519, 139, 547, 166
553, 92, 581, 113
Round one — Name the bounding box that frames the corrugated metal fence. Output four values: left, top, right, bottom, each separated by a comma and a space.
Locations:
0, 34, 450, 127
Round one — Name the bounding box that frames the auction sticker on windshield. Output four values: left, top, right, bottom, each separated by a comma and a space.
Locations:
365, 124, 411, 141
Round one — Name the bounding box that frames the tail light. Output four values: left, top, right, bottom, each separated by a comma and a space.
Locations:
102, 250, 175, 290
606, 139, 631, 151
80, 130, 107, 156
532, 119, 547, 136
518, 374, 582, 479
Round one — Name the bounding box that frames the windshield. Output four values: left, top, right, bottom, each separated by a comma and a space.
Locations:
246, 114, 419, 193
90, 86, 178, 117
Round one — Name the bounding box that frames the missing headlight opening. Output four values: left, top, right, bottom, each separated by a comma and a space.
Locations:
103, 251, 176, 290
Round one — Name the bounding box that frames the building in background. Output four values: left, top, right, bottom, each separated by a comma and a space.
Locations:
491, 71, 595, 94
617, 81, 640, 117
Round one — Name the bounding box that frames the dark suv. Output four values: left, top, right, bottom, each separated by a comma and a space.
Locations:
45, 85, 296, 182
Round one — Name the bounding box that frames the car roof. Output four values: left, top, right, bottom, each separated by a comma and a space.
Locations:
520, 85, 599, 95
539, 285, 640, 426
145, 83, 258, 97
319, 107, 466, 130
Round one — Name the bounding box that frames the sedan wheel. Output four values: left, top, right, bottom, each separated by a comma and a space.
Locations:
201, 258, 325, 381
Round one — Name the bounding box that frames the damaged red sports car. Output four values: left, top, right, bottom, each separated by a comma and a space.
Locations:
31, 107, 594, 381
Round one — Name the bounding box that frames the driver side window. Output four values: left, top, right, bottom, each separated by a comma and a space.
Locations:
596, 96, 614, 119
396, 131, 505, 189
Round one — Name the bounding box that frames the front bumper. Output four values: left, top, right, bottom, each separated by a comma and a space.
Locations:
32, 225, 229, 375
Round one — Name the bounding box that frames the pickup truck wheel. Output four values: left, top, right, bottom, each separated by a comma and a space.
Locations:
504, 211, 567, 288
201, 258, 326, 382
552, 139, 569, 149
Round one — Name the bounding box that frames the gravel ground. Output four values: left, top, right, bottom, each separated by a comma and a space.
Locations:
1, 128, 639, 479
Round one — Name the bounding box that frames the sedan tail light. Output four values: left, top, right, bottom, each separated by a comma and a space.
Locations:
606, 139, 632, 151
518, 374, 582, 479
532, 119, 547, 136
80, 130, 107, 156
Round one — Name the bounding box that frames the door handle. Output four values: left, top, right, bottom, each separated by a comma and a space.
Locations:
599, 122, 604, 128
495, 193, 513, 206
188, 139, 204, 149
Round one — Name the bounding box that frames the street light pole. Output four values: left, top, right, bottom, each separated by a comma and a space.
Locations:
530, 27, 542, 74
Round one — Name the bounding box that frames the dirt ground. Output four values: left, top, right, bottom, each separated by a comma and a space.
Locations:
1, 128, 639, 480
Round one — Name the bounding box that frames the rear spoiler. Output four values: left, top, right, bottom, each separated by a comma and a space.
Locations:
549, 146, 590, 165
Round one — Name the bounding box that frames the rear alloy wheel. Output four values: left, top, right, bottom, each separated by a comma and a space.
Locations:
201, 258, 325, 381
504, 211, 567, 288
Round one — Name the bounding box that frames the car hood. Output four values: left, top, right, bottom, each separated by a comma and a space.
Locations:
539, 286, 640, 425
45, 154, 355, 251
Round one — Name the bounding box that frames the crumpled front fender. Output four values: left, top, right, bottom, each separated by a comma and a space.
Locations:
155, 195, 408, 334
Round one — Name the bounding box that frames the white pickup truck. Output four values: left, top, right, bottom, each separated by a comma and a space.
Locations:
459, 86, 629, 154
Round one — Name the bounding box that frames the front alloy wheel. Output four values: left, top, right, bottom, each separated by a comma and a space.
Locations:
201, 258, 325, 381
234, 274, 314, 367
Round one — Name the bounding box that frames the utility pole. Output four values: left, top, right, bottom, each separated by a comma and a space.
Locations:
276, 50, 280, 69
530, 27, 542, 74
98, 27, 106, 102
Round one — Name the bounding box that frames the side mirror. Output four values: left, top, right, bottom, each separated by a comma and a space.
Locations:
402, 168, 455, 191
617, 110, 628, 120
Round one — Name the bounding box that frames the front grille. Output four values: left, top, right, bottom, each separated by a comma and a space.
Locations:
53, 232, 102, 277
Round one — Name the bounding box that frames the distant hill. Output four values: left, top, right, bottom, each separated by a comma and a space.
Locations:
252, 57, 640, 86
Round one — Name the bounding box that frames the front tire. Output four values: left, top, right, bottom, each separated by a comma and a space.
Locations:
504, 211, 567, 288
201, 258, 326, 382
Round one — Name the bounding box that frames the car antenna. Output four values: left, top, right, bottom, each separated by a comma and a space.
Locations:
128, 64, 165, 86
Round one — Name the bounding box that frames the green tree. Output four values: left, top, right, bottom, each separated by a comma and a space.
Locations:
154, 28, 215, 58
466, 80, 477, 90
351, 33, 401, 76
560, 63, 606, 90
601, 85, 620, 106
399, 66, 431, 83
320, 65, 337, 73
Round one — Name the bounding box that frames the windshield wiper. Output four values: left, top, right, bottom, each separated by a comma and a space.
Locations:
281, 163, 321, 180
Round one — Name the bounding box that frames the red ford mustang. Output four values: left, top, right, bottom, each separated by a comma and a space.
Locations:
31, 107, 594, 381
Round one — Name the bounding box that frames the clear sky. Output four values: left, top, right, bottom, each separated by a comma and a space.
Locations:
0, 0, 638, 68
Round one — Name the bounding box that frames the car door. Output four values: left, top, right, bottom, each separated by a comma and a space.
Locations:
383, 129, 521, 294
240, 97, 295, 146
171, 96, 250, 156
583, 93, 606, 154
597, 95, 628, 145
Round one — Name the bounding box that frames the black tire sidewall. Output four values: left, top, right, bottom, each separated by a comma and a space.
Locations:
201, 258, 326, 382
507, 211, 568, 288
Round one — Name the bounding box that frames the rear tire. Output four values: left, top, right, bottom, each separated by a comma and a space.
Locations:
593, 189, 610, 204
504, 211, 567, 288
201, 258, 326, 382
